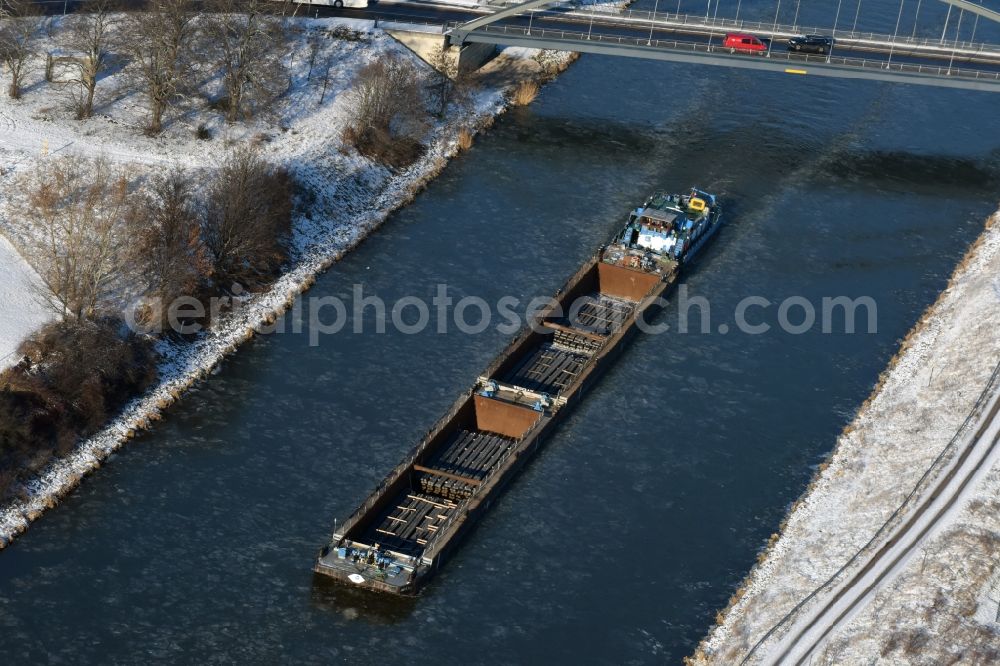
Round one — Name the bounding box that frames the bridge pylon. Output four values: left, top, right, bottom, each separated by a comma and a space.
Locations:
448, 0, 560, 46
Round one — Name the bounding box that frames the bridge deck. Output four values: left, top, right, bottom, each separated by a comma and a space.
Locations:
448, 2, 1000, 92
458, 25, 1000, 92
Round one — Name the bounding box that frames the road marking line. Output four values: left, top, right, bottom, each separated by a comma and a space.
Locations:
785, 68, 808, 75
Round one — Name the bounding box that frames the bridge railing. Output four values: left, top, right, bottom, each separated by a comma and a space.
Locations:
479, 3, 1000, 56
373, 18, 447, 33
468, 22, 1000, 83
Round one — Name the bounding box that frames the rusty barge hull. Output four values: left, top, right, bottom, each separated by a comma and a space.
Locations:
314, 254, 680, 596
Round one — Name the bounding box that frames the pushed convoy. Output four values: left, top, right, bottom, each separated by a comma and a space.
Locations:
314, 188, 723, 595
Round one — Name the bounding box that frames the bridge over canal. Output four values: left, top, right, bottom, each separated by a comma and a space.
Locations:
444, 0, 1000, 91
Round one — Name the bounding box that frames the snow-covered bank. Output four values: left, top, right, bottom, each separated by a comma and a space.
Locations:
692, 208, 1000, 663
0, 17, 575, 547
812, 402, 1000, 663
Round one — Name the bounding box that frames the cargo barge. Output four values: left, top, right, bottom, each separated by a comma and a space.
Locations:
315, 188, 723, 595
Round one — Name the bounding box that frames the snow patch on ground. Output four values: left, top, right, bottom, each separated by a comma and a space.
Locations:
814, 461, 1000, 664
0, 235, 51, 370
694, 209, 1000, 664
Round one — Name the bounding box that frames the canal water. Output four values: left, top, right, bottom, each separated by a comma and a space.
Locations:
2, 2, 999, 663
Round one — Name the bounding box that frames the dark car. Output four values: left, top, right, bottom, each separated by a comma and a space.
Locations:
787, 34, 834, 54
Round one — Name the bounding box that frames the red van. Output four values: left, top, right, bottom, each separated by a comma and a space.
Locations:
723, 33, 769, 54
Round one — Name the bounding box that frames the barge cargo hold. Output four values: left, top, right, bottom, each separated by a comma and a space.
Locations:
315, 189, 723, 595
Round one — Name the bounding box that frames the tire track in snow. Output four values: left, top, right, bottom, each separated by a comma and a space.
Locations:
745, 357, 1000, 664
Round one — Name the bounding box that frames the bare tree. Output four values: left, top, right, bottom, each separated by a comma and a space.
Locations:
349, 54, 424, 133
203, 0, 288, 123
12, 156, 133, 320
427, 45, 474, 118
128, 171, 211, 325
123, 0, 199, 134
203, 146, 292, 279
0, 0, 41, 99
318, 49, 333, 106
61, 0, 119, 119
344, 54, 427, 167
305, 31, 321, 81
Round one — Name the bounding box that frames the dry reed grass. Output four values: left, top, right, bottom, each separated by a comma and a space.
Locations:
512, 80, 539, 106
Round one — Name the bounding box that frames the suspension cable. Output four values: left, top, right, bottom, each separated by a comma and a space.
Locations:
970, 0, 982, 43
793, 0, 801, 27
948, 7, 965, 72
649, 0, 662, 45
833, 0, 844, 37
940, 2, 953, 42
852, 0, 863, 34
768, 0, 783, 57
911, 0, 922, 38
886, 0, 906, 68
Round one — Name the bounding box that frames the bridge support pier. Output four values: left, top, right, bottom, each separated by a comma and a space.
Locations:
386, 28, 497, 76
458, 42, 499, 74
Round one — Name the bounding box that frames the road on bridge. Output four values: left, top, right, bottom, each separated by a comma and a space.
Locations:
314, 0, 1000, 89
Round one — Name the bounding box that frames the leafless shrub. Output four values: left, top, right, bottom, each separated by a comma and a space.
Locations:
880, 631, 904, 657
270, 0, 296, 17
11, 156, 134, 320
341, 124, 425, 170
0, 373, 58, 498
203, 0, 288, 123
0, 467, 16, 500
902, 628, 931, 656
0, 371, 54, 446
127, 171, 212, 330
123, 0, 199, 134
330, 25, 364, 42
26, 318, 156, 419
202, 145, 293, 280
0, 0, 42, 99
0, 318, 156, 497
60, 0, 120, 119
344, 54, 427, 168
